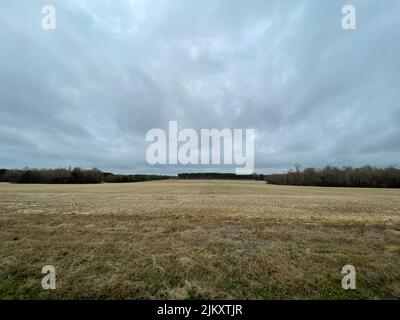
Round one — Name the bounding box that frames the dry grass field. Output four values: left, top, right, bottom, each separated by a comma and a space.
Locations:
0, 180, 399, 299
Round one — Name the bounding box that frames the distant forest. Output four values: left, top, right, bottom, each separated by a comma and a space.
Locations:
264, 165, 400, 188
178, 172, 264, 180
0, 168, 170, 184
1, 165, 399, 187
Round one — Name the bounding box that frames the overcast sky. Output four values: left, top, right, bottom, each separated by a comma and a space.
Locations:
0, 0, 399, 174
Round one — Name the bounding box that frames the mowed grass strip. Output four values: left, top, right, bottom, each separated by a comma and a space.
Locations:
0, 180, 399, 299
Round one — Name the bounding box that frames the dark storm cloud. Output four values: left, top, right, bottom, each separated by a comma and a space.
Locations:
0, 0, 399, 173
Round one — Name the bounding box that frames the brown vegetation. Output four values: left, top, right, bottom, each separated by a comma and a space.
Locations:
1, 180, 399, 299
0, 168, 170, 184
265, 165, 400, 188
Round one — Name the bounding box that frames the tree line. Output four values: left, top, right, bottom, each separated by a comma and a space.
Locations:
2, 166, 399, 187
264, 165, 400, 188
178, 172, 264, 180
0, 168, 170, 184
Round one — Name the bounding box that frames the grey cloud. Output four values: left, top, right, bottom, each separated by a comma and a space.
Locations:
0, 0, 399, 174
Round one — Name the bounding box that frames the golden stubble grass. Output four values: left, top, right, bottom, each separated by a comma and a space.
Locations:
0, 180, 399, 299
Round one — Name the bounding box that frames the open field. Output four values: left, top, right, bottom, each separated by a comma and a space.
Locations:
1, 180, 399, 299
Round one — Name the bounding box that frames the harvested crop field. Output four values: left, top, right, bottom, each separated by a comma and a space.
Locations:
1, 180, 399, 299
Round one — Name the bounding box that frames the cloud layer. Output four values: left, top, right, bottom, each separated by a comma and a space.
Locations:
1, 0, 399, 174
